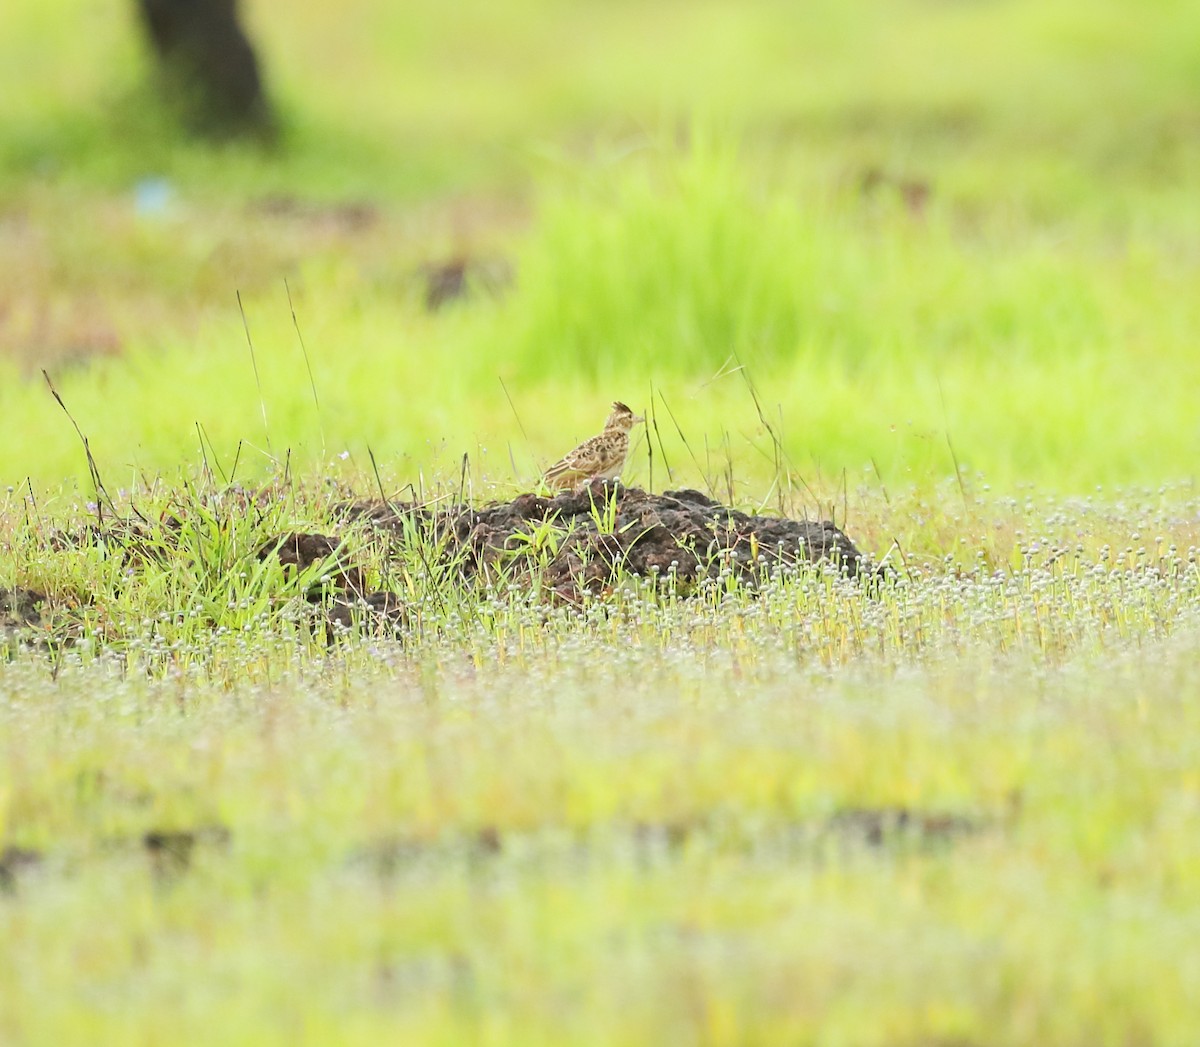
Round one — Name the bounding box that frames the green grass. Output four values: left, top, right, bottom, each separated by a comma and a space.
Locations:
4, 134, 1199, 491
5, 0, 1200, 1042
2, 1, 1200, 492
4, 480, 1200, 1044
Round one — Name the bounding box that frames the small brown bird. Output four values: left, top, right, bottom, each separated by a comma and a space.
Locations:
542, 401, 644, 490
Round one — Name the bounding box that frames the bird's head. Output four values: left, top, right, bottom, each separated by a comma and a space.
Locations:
605, 401, 644, 432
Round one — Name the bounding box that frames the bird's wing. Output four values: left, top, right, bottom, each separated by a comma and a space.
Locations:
543, 434, 610, 485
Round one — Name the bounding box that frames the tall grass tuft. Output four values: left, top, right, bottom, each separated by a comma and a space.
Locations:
503, 131, 1108, 379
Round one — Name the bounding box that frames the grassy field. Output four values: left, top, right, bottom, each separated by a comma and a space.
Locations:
4, 0, 1200, 1043
4, 0, 1200, 491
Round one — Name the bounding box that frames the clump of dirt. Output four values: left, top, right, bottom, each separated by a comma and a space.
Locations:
142, 825, 231, 879
0, 845, 43, 893
1, 586, 86, 652
258, 531, 364, 592
1, 586, 46, 633
255, 531, 408, 635
345, 481, 871, 603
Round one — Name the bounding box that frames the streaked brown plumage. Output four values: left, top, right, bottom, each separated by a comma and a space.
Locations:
542, 401, 644, 490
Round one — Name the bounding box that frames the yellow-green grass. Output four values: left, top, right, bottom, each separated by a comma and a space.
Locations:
4, 135, 1200, 492
6, 0, 1200, 1042
6, 645, 1200, 1046
3, 481, 1200, 1045
4, 1, 1200, 491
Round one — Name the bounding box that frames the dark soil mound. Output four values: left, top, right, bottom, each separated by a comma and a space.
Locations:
1, 586, 45, 629
0, 586, 89, 654
255, 532, 407, 635
10, 487, 870, 649
1, 587, 47, 650
345, 482, 869, 603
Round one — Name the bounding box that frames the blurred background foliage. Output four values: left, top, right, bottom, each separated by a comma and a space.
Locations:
0, 0, 1197, 491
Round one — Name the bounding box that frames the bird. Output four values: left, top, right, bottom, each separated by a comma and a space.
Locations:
542, 401, 644, 490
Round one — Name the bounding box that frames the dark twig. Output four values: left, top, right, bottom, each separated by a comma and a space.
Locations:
658, 390, 711, 496
42, 370, 113, 525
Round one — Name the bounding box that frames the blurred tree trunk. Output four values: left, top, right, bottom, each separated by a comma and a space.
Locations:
137, 0, 274, 138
